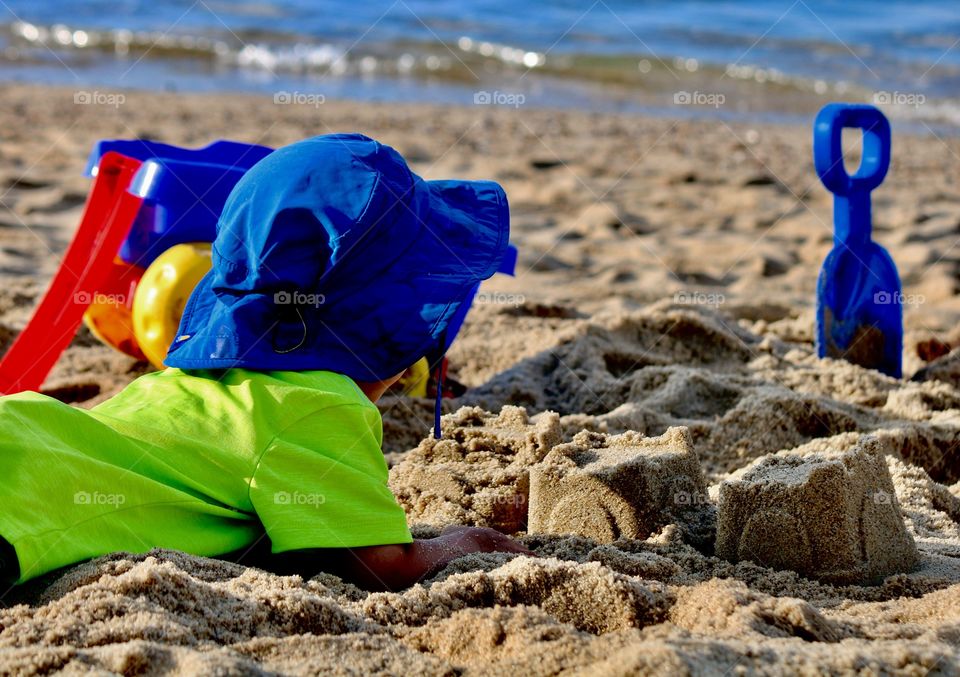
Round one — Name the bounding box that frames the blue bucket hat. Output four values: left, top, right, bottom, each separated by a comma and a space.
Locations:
164, 133, 510, 394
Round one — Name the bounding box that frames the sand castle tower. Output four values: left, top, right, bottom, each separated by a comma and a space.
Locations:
528, 426, 714, 550
716, 435, 919, 584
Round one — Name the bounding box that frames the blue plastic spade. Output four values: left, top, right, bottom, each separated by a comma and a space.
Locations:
814, 103, 902, 377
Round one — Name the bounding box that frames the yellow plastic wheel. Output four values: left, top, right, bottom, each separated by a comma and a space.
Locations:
82, 257, 147, 360
395, 357, 430, 397
132, 242, 212, 370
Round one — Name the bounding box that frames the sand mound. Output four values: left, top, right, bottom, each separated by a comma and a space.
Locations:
886, 455, 960, 569
913, 348, 960, 388
463, 309, 753, 417
393, 412, 715, 550
389, 406, 561, 532
362, 556, 672, 634
6, 544, 960, 675
450, 307, 960, 485
1, 553, 365, 651
403, 606, 591, 673
3, 306, 959, 674
233, 634, 452, 676
669, 578, 840, 641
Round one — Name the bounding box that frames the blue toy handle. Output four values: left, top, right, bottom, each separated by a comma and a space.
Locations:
83, 139, 273, 178
813, 103, 890, 246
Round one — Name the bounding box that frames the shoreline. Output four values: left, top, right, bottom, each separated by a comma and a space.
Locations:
4, 6, 960, 133
2, 75, 959, 136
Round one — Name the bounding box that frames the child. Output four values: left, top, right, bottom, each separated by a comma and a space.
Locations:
0, 133, 530, 591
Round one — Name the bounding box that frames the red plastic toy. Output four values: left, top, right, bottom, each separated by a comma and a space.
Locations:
0, 152, 144, 394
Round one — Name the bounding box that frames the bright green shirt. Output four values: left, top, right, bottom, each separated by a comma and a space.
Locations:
0, 368, 412, 582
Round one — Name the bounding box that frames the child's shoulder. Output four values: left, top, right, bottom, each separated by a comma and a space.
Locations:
165, 367, 370, 406
100, 368, 375, 431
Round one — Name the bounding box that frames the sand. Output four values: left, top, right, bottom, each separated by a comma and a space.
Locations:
0, 83, 959, 674
389, 406, 561, 533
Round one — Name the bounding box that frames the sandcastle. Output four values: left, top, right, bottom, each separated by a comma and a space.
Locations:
389, 406, 561, 533
527, 426, 715, 549
716, 435, 919, 584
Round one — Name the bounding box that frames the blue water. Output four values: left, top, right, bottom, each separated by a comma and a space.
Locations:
0, 0, 957, 125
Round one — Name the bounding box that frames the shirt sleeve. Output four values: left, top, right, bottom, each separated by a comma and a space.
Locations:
249, 402, 412, 552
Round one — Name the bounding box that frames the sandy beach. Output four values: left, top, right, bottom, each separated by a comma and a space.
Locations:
1, 83, 959, 674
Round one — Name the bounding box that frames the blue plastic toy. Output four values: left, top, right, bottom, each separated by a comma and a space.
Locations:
85, 139, 273, 267
814, 103, 902, 377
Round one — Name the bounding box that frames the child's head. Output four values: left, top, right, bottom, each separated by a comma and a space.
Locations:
164, 133, 510, 394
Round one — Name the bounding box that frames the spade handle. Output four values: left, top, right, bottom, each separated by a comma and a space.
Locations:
813, 103, 891, 246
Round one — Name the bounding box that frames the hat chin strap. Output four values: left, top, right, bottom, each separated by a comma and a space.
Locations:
272, 305, 308, 354
433, 361, 444, 440
426, 331, 448, 440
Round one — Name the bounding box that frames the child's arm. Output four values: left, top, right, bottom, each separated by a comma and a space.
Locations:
272, 526, 533, 591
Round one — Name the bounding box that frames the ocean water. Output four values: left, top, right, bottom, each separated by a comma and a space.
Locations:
0, 0, 957, 129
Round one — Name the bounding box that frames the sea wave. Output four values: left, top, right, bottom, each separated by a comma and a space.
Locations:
1, 19, 959, 130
